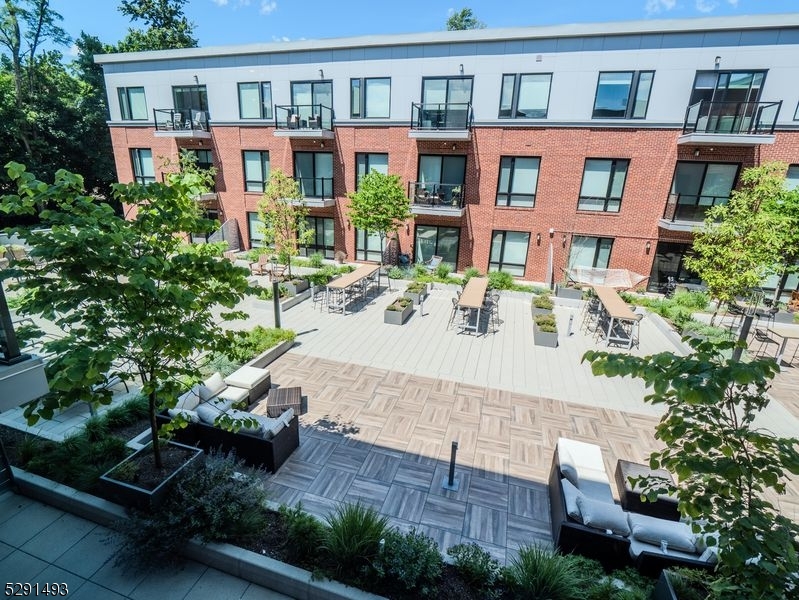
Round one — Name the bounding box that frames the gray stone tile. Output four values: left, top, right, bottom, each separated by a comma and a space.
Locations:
0, 550, 48, 583
420, 494, 467, 533
0, 502, 64, 546
0, 493, 34, 526
468, 474, 510, 512
307, 467, 356, 501
508, 483, 549, 520
343, 476, 391, 511
67, 581, 127, 600
89, 555, 147, 597
416, 524, 462, 556
462, 504, 507, 547
30, 564, 87, 594
269, 460, 323, 491
241, 582, 296, 599
21, 513, 98, 563
53, 526, 116, 579
129, 560, 206, 600
381, 484, 426, 523
326, 445, 369, 473
357, 451, 401, 483
290, 436, 337, 465
262, 481, 305, 507
298, 492, 340, 522
393, 461, 435, 491
428, 465, 472, 503
0, 541, 14, 561
506, 513, 552, 552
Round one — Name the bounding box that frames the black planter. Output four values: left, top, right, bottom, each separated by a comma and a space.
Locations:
652, 571, 678, 600
99, 441, 204, 510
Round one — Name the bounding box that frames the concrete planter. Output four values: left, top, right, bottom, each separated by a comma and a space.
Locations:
531, 306, 553, 317
245, 339, 295, 369
384, 302, 412, 325
533, 323, 558, 348
281, 288, 311, 311
555, 284, 583, 300
652, 571, 678, 600
284, 279, 309, 296
403, 283, 429, 305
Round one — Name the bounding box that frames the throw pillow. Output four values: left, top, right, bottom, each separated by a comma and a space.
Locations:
207, 396, 235, 413
175, 385, 201, 411
196, 402, 226, 425
280, 407, 295, 427
558, 445, 580, 487
561, 478, 583, 520
167, 407, 200, 423
203, 372, 227, 397
576, 494, 630, 536
627, 512, 697, 553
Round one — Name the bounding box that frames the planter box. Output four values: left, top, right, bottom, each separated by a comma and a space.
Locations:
533, 323, 558, 347
284, 279, 309, 296
403, 284, 428, 305
384, 303, 412, 325
555, 285, 583, 300
281, 288, 311, 311
531, 306, 553, 317
99, 441, 204, 510
245, 339, 295, 369
652, 571, 678, 600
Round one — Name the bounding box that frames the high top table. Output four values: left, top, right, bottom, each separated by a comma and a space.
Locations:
457, 277, 489, 335
593, 285, 639, 349
767, 324, 799, 367
325, 264, 380, 314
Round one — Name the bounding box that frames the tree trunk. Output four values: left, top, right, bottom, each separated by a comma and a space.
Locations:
148, 389, 162, 469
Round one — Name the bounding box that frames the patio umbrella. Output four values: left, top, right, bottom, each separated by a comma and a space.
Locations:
546, 239, 554, 290
564, 267, 648, 290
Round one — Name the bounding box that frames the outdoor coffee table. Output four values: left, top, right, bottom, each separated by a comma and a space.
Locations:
258, 386, 303, 417
614, 459, 679, 521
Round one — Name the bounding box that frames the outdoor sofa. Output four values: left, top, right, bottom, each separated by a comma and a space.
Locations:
549, 437, 717, 577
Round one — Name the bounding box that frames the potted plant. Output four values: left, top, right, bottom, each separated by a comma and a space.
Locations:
384, 296, 413, 325
404, 280, 429, 305
531, 293, 554, 316
533, 313, 558, 347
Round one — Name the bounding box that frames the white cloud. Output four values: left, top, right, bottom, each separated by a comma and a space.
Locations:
271, 35, 290, 42
68, 44, 79, 57
645, 0, 677, 15
260, 1, 277, 14
211, 0, 228, 6
695, 0, 718, 12
727, 0, 739, 5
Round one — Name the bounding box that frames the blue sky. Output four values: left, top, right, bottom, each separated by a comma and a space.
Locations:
49, 0, 799, 53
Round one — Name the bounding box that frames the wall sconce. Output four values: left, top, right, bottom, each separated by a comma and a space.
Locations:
645, 240, 651, 254
693, 149, 700, 157
319, 68, 324, 79
459, 63, 464, 75
562, 234, 567, 248
549, 227, 555, 238
714, 56, 721, 69
451, 143, 457, 151
320, 141, 325, 148
406, 223, 410, 235
346, 219, 351, 229
536, 233, 542, 245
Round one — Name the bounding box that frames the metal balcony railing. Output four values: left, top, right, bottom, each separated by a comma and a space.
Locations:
410, 103, 473, 131
662, 193, 729, 223
153, 108, 209, 132
408, 182, 465, 209
275, 104, 334, 131
296, 177, 334, 200
682, 100, 781, 135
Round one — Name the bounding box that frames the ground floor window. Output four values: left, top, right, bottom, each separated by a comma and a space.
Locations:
247, 212, 267, 248
301, 217, 334, 258
414, 225, 460, 269
568, 236, 613, 269
646, 241, 701, 293
489, 230, 530, 277
355, 228, 382, 262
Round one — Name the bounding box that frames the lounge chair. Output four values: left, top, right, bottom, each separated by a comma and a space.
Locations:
249, 255, 272, 276
425, 255, 443, 272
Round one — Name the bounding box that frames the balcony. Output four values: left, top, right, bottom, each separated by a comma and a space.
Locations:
659, 193, 728, 231
294, 177, 335, 208
153, 109, 211, 139
408, 182, 465, 217
274, 105, 334, 139
408, 103, 473, 141
678, 100, 781, 146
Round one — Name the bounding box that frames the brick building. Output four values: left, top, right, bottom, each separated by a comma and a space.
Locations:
96, 13, 799, 292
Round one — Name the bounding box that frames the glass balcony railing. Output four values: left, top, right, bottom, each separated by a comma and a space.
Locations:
662, 193, 729, 223
410, 103, 473, 131
153, 108, 209, 132
408, 182, 465, 209
275, 104, 333, 131
682, 100, 781, 135
296, 177, 334, 200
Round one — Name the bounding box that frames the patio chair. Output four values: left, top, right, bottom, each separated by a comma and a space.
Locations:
751, 328, 779, 359
249, 254, 272, 276
425, 255, 443, 272
223, 250, 237, 263
447, 297, 469, 330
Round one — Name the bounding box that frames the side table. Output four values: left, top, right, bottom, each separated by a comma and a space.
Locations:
263, 386, 303, 418
614, 459, 679, 521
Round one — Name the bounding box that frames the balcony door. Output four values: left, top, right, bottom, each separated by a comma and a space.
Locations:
173, 85, 208, 116
671, 162, 738, 221
418, 155, 466, 204
689, 71, 766, 106
295, 152, 333, 198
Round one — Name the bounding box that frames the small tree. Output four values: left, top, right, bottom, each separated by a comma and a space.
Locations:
1, 162, 254, 469
346, 170, 412, 271
446, 8, 486, 30
584, 339, 799, 599
257, 169, 312, 278
684, 163, 787, 323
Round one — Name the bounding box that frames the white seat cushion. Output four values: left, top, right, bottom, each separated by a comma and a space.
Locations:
224, 366, 270, 390
557, 438, 614, 502
202, 372, 227, 398
217, 384, 249, 405
628, 537, 701, 561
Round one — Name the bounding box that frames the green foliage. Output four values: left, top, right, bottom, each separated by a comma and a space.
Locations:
257, 284, 289, 300
534, 313, 557, 332
447, 542, 501, 595
405, 281, 427, 294
680, 320, 733, 345
487, 270, 515, 290
114, 0, 197, 52
665, 568, 713, 600
462, 266, 481, 283
532, 294, 553, 310
323, 502, 389, 579
671, 290, 710, 310
446, 7, 486, 30
583, 338, 799, 599
307, 252, 324, 268
373, 528, 443, 598
434, 262, 452, 279
278, 503, 327, 567
502, 545, 586, 600
387, 266, 403, 280
102, 394, 149, 430
386, 296, 412, 311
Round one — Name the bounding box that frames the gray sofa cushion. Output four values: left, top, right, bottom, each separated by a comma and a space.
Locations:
628, 512, 697, 554
577, 494, 630, 536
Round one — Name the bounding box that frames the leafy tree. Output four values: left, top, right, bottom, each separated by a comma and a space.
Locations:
684, 163, 788, 323
446, 8, 486, 31
584, 339, 799, 600
760, 164, 799, 301
346, 170, 412, 268
1, 162, 254, 469
257, 169, 312, 278
115, 0, 197, 51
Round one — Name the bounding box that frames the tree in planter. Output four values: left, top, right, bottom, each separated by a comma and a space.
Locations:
583, 338, 799, 599
1, 162, 254, 469
347, 170, 412, 284
257, 169, 313, 279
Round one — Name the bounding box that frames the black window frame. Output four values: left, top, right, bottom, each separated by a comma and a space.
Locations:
498, 73, 552, 119
670, 160, 740, 204
172, 84, 208, 114
496, 156, 540, 208
355, 228, 383, 262
242, 150, 270, 193
237, 81, 273, 120
130, 148, 155, 185
592, 71, 654, 119
569, 236, 614, 269
793, 101, 799, 121
688, 70, 767, 106
577, 158, 630, 213
420, 76, 474, 104
355, 152, 389, 189
118, 86, 147, 120
301, 216, 335, 258
414, 224, 460, 269
350, 77, 391, 119
488, 230, 530, 277
293, 151, 334, 198
290, 80, 333, 108
247, 212, 267, 248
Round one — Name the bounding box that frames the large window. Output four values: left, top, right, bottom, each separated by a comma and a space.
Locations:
130, 149, 155, 185
173, 85, 208, 114
568, 236, 613, 269
243, 151, 270, 193
302, 217, 335, 258
578, 159, 629, 212
496, 157, 540, 207
415, 225, 460, 269
184, 149, 215, 189
489, 231, 530, 277
689, 71, 766, 106
291, 81, 332, 109
422, 77, 473, 105
118, 87, 147, 120
238, 82, 273, 119
647, 242, 701, 293
355, 153, 388, 188
592, 71, 654, 119
418, 155, 466, 206
247, 212, 266, 248
670, 161, 738, 221
355, 229, 382, 262
498, 73, 551, 118
350, 78, 390, 118
785, 164, 799, 191
294, 152, 333, 198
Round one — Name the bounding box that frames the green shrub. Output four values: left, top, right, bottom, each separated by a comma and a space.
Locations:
447, 542, 501, 594
102, 395, 149, 430
308, 270, 332, 286
323, 502, 389, 579
405, 281, 427, 294
463, 266, 481, 283
307, 252, 324, 268
200, 352, 241, 377
279, 503, 327, 567
413, 264, 428, 278
534, 313, 558, 332
672, 290, 710, 311
502, 545, 586, 600
388, 266, 403, 279
373, 528, 443, 598
434, 262, 452, 279
82, 415, 109, 443
532, 294, 553, 310
665, 568, 713, 600
488, 270, 515, 290
258, 284, 289, 300
386, 297, 412, 310
681, 320, 733, 344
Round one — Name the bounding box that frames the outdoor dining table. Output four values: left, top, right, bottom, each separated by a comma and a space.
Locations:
593, 285, 639, 349
325, 264, 380, 314
457, 277, 489, 334
767, 324, 799, 367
